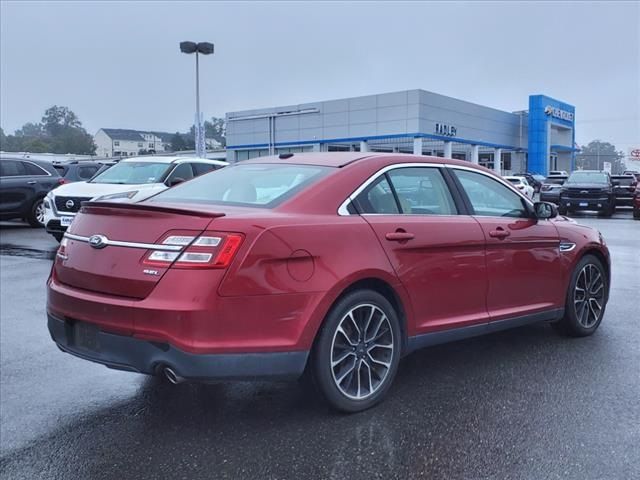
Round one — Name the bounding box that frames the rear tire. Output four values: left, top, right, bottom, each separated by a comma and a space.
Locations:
633, 209, 640, 219
27, 198, 45, 227
310, 289, 402, 413
554, 254, 607, 337
52, 232, 63, 242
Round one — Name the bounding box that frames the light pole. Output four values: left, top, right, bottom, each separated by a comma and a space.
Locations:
180, 41, 214, 157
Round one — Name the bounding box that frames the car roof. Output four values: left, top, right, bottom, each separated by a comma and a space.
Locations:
119, 156, 227, 165
241, 152, 491, 169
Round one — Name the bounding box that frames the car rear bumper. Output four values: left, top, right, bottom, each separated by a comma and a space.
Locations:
48, 313, 309, 381
614, 196, 634, 206
45, 219, 69, 235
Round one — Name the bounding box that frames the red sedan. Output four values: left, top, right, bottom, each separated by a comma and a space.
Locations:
47, 153, 611, 412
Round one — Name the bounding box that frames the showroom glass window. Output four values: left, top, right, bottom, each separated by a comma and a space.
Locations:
453, 169, 528, 218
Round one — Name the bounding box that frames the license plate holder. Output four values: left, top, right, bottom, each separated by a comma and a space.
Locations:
579, 202, 588, 207
74, 322, 100, 352
60, 216, 74, 227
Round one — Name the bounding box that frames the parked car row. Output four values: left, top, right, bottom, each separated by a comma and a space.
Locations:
44, 156, 227, 241
0, 155, 228, 237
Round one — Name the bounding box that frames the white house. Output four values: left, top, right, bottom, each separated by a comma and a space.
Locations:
94, 129, 222, 158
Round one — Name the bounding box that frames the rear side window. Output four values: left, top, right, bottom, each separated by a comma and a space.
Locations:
454, 169, 528, 218
0, 160, 27, 177
77, 165, 99, 180
151, 163, 332, 207
192, 163, 220, 176
614, 177, 635, 186
23, 162, 49, 176
353, 175, 399, 214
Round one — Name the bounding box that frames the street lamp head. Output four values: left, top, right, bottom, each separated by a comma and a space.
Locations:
196, 42, 214, 55
180, 41, 214, 55
180, 41, 198, 54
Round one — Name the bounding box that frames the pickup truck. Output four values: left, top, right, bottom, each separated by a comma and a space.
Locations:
558, 170, 616, 217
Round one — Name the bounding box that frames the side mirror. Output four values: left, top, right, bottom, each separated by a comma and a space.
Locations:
167, 177, 185, 187
534, 201, 558, 219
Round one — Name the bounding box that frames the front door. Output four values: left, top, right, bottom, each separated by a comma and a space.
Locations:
451, 168, 563, 320
353, 165, 489, 335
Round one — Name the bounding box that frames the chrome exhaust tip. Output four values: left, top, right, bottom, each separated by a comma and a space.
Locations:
163, 367, 184, 384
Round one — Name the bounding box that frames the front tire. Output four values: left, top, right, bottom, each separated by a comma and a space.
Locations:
27, 198, 45, 227
310, 289, 402, 412
554, 255, 608, 337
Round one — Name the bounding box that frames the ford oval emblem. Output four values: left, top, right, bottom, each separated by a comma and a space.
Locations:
65, 199, 75, 209
88, 234, 108, 249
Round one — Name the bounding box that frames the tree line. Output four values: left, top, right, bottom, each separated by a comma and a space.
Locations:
0, 106, 96, 155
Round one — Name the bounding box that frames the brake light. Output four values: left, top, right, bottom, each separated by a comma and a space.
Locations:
143, 232, 243, 269
58, 178, 67, 185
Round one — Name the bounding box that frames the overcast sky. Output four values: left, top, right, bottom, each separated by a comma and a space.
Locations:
1, 1, 638, 150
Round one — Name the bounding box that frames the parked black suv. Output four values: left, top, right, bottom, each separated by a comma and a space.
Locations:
0, 157, 63, 226
51, 160, 103, 183
558, 170, 616, 217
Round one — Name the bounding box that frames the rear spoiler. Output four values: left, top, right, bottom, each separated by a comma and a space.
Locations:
81, 201, 226, 218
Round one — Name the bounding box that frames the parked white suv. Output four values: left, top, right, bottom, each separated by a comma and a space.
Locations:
44, 156, 227, 241
504, 175, 535, 199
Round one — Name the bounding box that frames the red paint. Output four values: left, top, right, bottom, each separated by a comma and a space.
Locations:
47, 153, 610, 361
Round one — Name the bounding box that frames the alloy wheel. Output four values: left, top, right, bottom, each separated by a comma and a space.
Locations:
573, 263, 605, 328
330, 304, 394, 400
35, 201, 46, 225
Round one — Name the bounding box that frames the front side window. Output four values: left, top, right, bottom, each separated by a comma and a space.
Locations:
151, 163, 332, 208
387, 167, 457, 215
454, 169, 528, 218
90, 161, 170, 185
167, 163, 194, 183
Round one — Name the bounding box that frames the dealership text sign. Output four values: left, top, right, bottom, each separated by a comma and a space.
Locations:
435, 123, 457, 137
544, 105, 574, 122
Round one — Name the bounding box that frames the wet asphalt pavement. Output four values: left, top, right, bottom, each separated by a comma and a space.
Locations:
0, 212, 638, 480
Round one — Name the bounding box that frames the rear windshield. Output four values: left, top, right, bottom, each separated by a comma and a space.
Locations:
545, 177, 567, 185
150, 163, 332, 208
567, 172, 609, 184
90, 162, 170, 184
506, 178, 521, 184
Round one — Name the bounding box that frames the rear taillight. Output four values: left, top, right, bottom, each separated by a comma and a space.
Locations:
57, 178, 67, 185
143, 231, 243, 269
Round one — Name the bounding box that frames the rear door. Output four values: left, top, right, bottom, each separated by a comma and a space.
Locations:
354, 165, 489, 334
450, 167, 563, 320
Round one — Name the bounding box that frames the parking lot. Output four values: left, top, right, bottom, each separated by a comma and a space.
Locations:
0, 209, 638, 480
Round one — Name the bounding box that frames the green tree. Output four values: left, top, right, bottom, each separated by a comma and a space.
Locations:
0, 127, 6, 150
170, 132, 187, 152
189, 116, 226, 147
42, 106, 81, 136
576, 140, 625, 174
14, 122, 44, 137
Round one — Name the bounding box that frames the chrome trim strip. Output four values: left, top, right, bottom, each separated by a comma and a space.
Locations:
63, 233, 183, 251
559, 242, 576, 252
337, 162, 445, 216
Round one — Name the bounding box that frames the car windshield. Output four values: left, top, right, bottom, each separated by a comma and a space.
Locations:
567, 172, 609, 184
90, 162, 170, 184
150, 163, 333, 207
506, 178, 522, 184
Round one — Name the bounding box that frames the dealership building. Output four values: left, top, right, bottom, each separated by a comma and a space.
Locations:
225, 90, 577, 176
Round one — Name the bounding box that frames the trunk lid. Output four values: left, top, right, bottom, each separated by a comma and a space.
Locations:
54, 202, 223, 299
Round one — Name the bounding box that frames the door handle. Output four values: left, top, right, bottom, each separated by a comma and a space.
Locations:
488, 227, 510, 239
385, 230, 415, 242
27, 180, 37, 185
